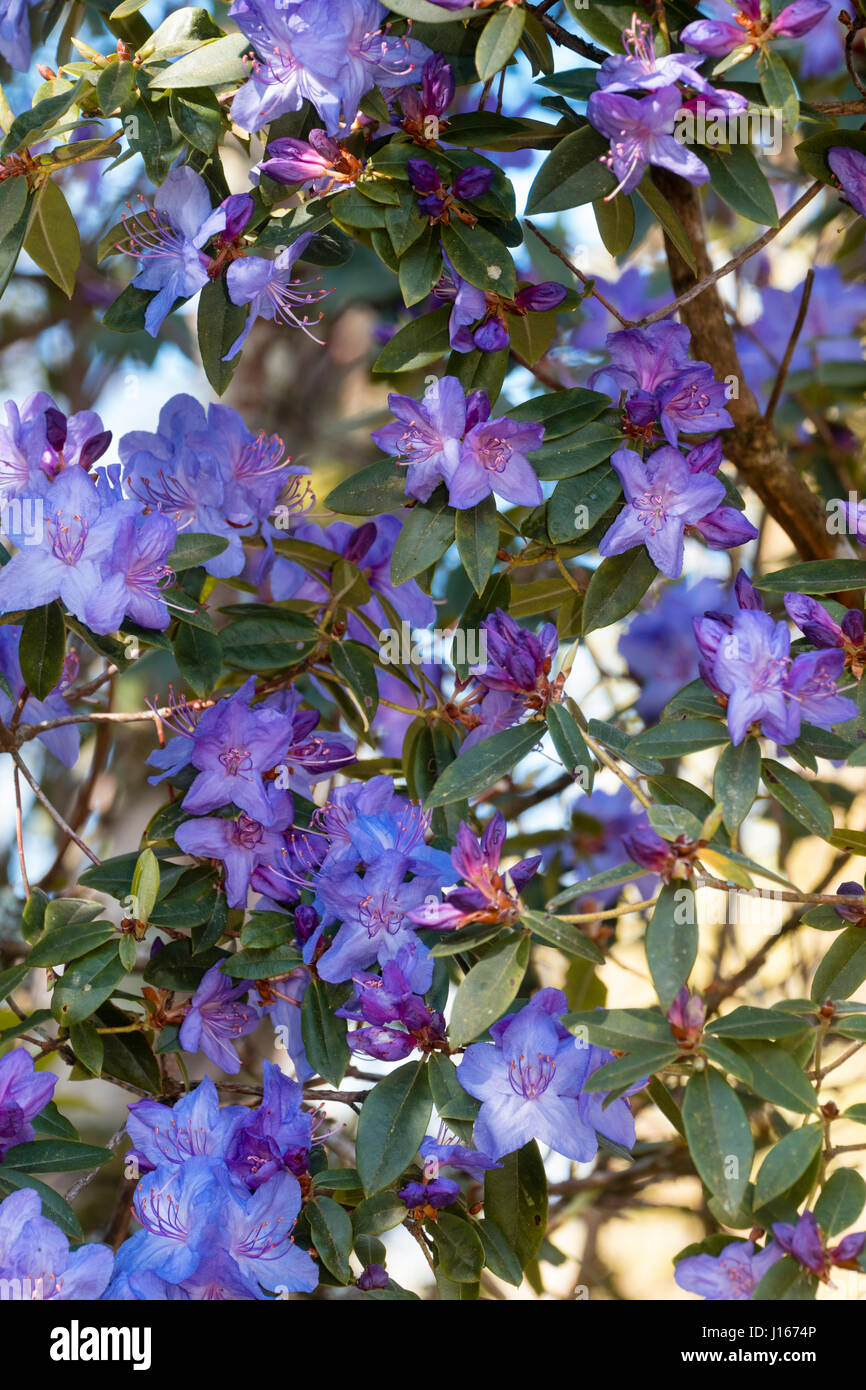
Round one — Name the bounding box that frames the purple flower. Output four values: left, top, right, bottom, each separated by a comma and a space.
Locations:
419, 1130, 501, 1179
104, 510, 177, 630
597, 17, 712, 93
667, 987, 706, 1044
181, 678, 289, 826
445, 412, 544, 509
357, 1263, 389, 1289
771, 1211, 831, 1277
0, 391, 110, 501
313, 848, 447, 982
125, 167, 226, 336
229, 0, 429, 136
337, 944, 444, 1060
587, 86, 709, 198
599, 445, 727, 579
178, 964, 258, 1074
833, 879, 866, 924
656, 365, 734, 445
225, 234, 332, 357
175, 800, 295, 910
0, 0, 43, 70
0, 469, 130, 634
457, 987, 636, 1162
459, 610, 559, 749
433, 251, 489, 353
256, 129, 361, 193
408, 811, 539, 931
407, 159, 494, 223
681, 0, 830, 59
0, 1049, 56, 1159
0, 1189, 113, 1299
829, 147, 866, 220
370, 376, 469, 502
400, 53, 454, 135
227, 1060, 312, 1189
784, 594, 846, 650
675, 1239, 783, 1300
125, 1075, 247, 1175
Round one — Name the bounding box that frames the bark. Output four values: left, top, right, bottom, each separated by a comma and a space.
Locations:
652, 169, 850, 564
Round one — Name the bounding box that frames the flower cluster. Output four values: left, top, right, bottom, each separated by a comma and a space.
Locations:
434, 251, 567, 355
0, 1048, 57, 1159
107, 1070, 319, 1299
371, 376, 544, 508
0, 1189, 113, 1300
694, 571, 857, 745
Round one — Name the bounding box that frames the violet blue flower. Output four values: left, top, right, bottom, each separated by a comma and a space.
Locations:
599, 445, 726, 579
408, 810, 539, 931
587, 85, 709, 198
370, 375, 470, 502
0, 628, 80, 767
229, 0, 429, 136
0, 1049, 56, 1159
445, 411, 544, 509
174, 799, 295, 910
181, 677, 290, 825
675, 1238, 784, 1299
0, 0, 43, 70
227, 1059, 313, 1189
457, 987, 631, 1162
178, 964, 258, 1074
829, 147, 866, 221
126, 167, 226, 336
125, 1075, 247, 1175
681, 0, 830, 59
0, 1189, 113, 1299
225, 234, 332, 357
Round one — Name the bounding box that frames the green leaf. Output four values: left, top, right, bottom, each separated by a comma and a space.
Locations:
448, 931, 530, 1046
2, 79, 84, 156
398, 224, 441, 307
714, 737, 760, 834
548, 464, 621, 543
325, 458, 407, 515
582, 547, 657, 634
628, 719, 728, 758
385, 192, 427, 257
71, 1019, 106, 1077
761, 759, 833, 840
424, 723, 542, 807
0, 176, 27, 246
355, 1059, 432, 1194
811, 927, 866, 1003
0, 1169, 82, 1242
440, 218, 515, 296
646, 883, 698, 1010
483, 1141, 548, 1269
307, 1195, 353, 1283
432, 1211, 485, 1283
50, 942, 126, 1026
476, 1218, 523, 1286
197, 277, 247, 396
519, 910, 604, 963
97, 60, 136, 113
593, 192, 635, 257
475, 5, 526, 80
146, 33, 250, 89
563, 1006, 672, 1050
168, 533, 230, 571
545, 703, 594, 790
331, 640, 379, 726
752, 1253, 817, 1301
526, 124, 614, 214
27, 918, 116, 968
170, 86, 222, 153
301, 978, 349, 1087
19, 603, 65, 699
95, 1001, 161, 1093
732, 1039, 819, 1114
698, 144, 778, 226
754, 1125, 823, 1208
682, 1068, 753, 1212
373, 305, 452, 374
174, 622, 222, 697
759, 49, 798, 134
508, 386, 610, 439
705, 1007, 809, 1041
755, 560, 866, 594
220, 613, 317, 672
455, 495, 499, 597
1, 1138, 112, 1174
582, 1043, 678, 1093
814, 1166, 866, 1237
427, 1052, 479, 1134
390, 490, 454, 584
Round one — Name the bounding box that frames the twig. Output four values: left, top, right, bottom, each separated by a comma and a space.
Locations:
845, 15, 866, 99
525, 4, 608, 63
12, 764, 30, 897
635, 181, 824, 330
7, 745, 101, 866
763, 268, 814, 422
525, 219, 633, 326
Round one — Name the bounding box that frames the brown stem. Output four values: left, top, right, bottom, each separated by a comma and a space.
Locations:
650, 169, 846, 563
763, 268, 814, 423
